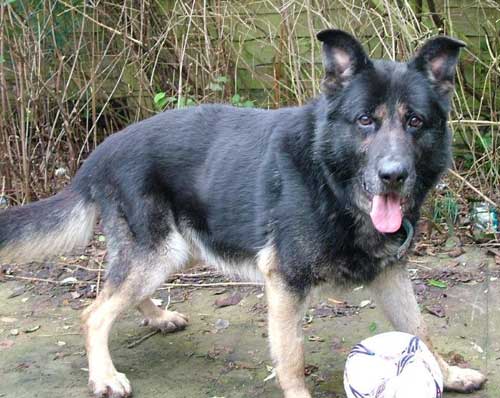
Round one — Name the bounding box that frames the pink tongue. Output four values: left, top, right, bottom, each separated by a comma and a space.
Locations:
370, 193, 403, 233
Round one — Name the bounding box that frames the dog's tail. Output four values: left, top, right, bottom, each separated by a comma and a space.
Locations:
0, 188, 97, 264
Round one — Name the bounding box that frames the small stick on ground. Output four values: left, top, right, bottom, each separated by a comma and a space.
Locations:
4, 274, 96, 285
172, 271, 222, 278
4, 275, 261, 289
408, 261, 433, 270
63, 263, 101, 272
158, 282, 263, 289
127, 330, 160, 349
96, 259, 103, 296
36, 332, 81, 337
4, 275, 63, 284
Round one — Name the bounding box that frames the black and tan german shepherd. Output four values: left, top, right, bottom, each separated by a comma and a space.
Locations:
0, 30, 486, 397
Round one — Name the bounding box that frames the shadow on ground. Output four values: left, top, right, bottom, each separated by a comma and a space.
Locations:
0, 246, 498, 397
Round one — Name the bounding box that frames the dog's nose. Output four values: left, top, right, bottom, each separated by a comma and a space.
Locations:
378, 160, 409, 188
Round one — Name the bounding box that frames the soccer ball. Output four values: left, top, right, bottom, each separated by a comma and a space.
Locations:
344, 331, 443, 398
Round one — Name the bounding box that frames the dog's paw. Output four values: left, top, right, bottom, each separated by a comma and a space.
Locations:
444, 365, 486, 392
141, 310, 188, 333
89, 370, 132, 398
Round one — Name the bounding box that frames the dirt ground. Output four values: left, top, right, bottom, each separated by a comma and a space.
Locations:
0, 245, 499, 398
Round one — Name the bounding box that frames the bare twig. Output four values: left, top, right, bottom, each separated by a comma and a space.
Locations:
63, 263, 101, 272
127, 330, 160, 349
1, 1, 498, 205
96, 259, 103, 296
57, 0, 144, 46
448, 168, 498, 208
159, 282, 263, 289
4, 275, 62, 284
172, 271, 221, 278
3, 273, 263, 289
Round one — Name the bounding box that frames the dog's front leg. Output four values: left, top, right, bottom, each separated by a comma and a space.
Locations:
258, 247, 311, 398
370, 264, 486, 392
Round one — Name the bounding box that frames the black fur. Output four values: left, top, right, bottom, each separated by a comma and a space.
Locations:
1, 31, 463, 297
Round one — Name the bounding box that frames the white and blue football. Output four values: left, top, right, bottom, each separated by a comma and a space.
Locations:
344, 331, 443, 398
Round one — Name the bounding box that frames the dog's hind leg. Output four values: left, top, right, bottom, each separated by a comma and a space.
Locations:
370, 265, 487, 393
138, 298, 188, 333
82, 228, 191, 397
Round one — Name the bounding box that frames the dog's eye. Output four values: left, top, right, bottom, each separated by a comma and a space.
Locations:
408, 115, 423, 129
358, 114, 374, 126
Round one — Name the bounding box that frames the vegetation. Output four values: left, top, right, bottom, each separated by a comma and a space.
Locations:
0, 0, 498, 220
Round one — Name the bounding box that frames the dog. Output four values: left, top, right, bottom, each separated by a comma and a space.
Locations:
0, 30, 487, 397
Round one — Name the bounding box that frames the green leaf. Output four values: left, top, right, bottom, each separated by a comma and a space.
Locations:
0, 55, 4, 64
186, 98, 196, 106
479, 133, 492, 150
242, 100, 254, 108
214, 76, 228, 83
368, 321, 377, 333
231, 94, 241, 105
1, 0, 16, 5
153, 92, 166, 105
428, 279, 447, 289
154, 92, 172, 110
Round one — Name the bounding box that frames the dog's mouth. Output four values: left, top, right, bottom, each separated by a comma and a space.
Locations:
360, 180, 410, 234
369, 192, 403, 234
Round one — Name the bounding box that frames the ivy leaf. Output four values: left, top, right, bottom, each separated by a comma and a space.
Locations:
428, 279, 447, 289
153, 92, 166, 107
231, 94, 241, 105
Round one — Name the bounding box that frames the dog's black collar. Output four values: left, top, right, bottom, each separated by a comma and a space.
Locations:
396, 218, 414, 260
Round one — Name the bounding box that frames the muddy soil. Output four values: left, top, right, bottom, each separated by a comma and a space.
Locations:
0, 246, 499, 398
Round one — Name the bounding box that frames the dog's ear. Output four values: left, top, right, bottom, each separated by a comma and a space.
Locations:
317, 29, 372, 93
409, 36, 465, 97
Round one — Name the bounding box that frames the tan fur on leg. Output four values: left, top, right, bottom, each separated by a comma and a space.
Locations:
138, 298, 188, 333
81, 285, 133, 398
258, 246, 311, 398
370, 265, 427, 335
370, 265, 486, 392
81, 229, 193, 398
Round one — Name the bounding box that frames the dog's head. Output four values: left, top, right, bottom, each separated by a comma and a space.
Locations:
315, 30, 465, 234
